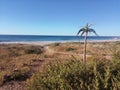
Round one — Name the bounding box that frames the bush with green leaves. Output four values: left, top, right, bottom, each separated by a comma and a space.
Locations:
27, 59, 120, 90
0, 71, 4, 86
25, 47, 43, 54
66, 47, 75, 51
53, 43, 60, 47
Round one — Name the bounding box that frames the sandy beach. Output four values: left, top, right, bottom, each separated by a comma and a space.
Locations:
0, 38, 120, 46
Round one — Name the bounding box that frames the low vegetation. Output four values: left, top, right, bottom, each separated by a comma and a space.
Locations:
0, 42, 120, 90
66, 47, 75, 51
24, 46, 44, 54
27, 58, 120, 90
0, 71, 4, 86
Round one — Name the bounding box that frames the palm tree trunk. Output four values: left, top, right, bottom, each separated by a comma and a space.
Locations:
83, 32, 88, 66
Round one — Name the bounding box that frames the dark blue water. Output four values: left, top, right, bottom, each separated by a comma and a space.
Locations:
0, 35, 120, 42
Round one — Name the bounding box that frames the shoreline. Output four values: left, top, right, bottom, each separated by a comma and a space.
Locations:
0, 39, 120, 46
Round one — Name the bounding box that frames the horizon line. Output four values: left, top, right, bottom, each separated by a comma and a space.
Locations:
0, 34, 120, 37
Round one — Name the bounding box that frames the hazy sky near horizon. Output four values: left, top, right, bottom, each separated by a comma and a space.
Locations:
0, 0, 120, 36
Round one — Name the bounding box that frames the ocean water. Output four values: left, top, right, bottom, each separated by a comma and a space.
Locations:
0, 35, 120, 43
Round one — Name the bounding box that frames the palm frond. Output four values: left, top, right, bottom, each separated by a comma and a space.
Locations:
86, 23, 89, 27
88, 24, 92, 27
89, 29, 98, 36
86, 23, 92, 27
77, 28, 85, 35
77, 23, 98, 36
80, 31, 85, 36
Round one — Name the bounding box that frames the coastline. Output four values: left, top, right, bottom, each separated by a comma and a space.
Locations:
0, 39, 120, 46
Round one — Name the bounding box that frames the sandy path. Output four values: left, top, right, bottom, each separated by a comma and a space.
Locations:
44, 45, 111, 59
44, 46, 91, 57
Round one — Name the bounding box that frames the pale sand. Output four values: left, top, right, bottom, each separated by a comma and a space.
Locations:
0, 41, 55, 46
0, 39, 120, 46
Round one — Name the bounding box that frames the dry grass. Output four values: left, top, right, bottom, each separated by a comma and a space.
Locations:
0, 41, 120, 90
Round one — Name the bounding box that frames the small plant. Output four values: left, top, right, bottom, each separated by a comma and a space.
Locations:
66, 47, 75, 51
12, 67, 30, 81
25, 47, 43, 54
53, 43, 60, 47
4, 67, 31, 81
0, 71, 4, 86
113, 49, 120, 60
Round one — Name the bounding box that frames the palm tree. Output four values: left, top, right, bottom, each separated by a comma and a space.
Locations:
77, 23, 98, 66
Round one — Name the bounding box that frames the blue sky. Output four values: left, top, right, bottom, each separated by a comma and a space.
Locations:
0, 0, 120, 36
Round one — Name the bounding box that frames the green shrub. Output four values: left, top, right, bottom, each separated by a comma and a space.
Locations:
113, 50, 120, 60
2, 67, 31, 82
66, 47, 75, 51
25, 47, 43, 54
0, 71, 4, 86
112, 46, 120, 60
27, 59, 120, 90
11, 67, 30, 81
53, 43, 60, 47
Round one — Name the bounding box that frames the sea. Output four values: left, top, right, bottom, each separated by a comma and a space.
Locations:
0, 35, 120, 43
